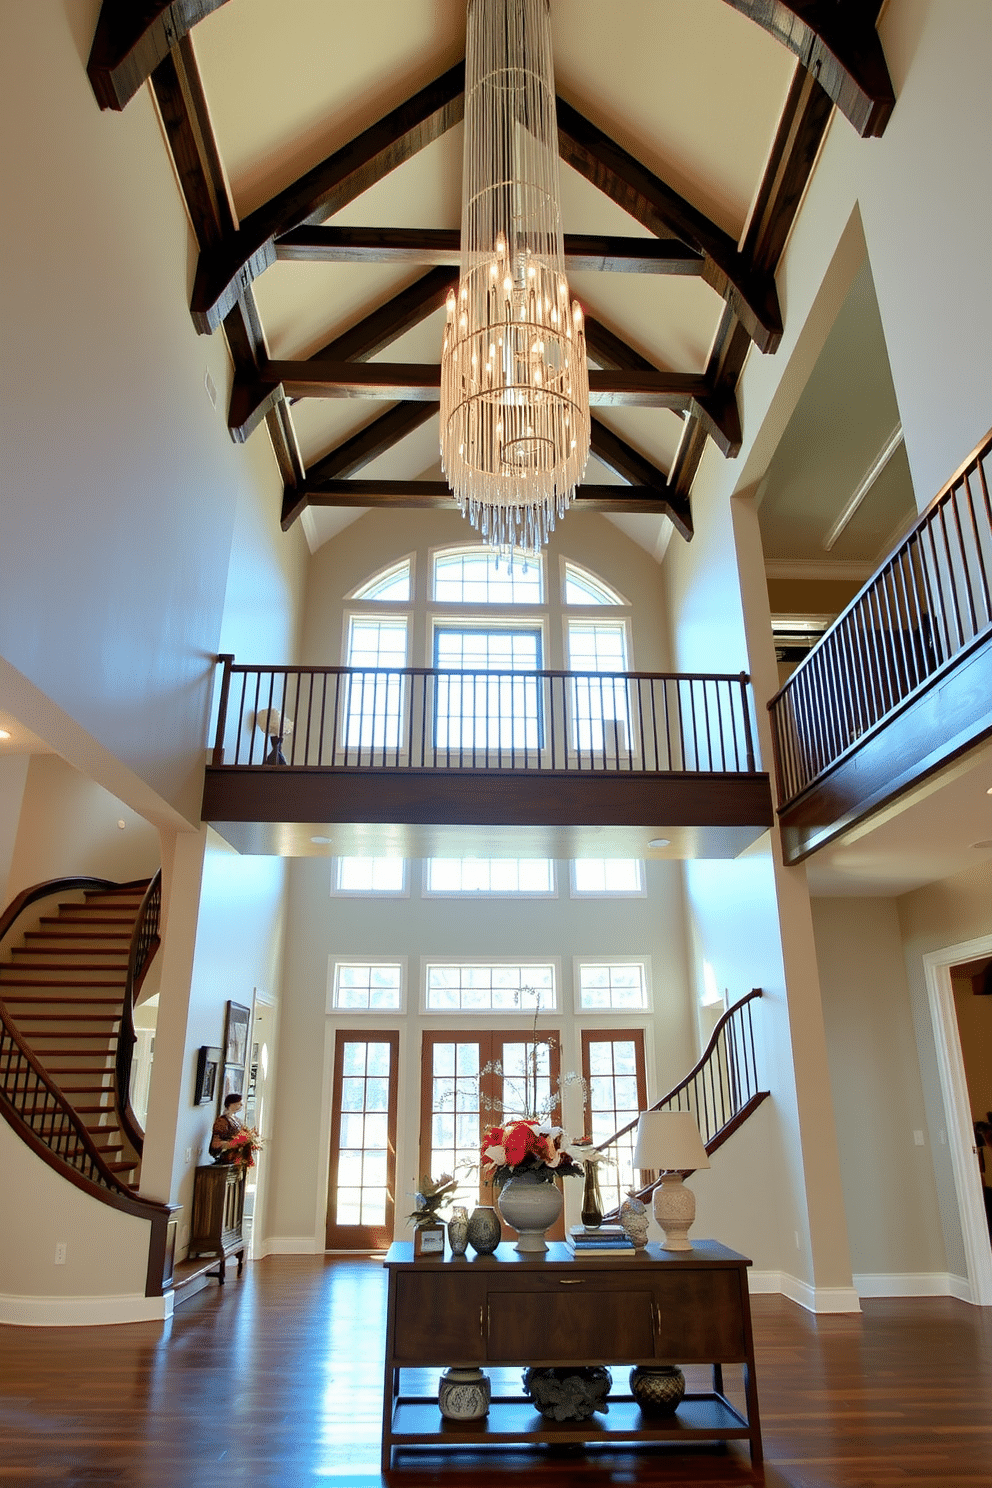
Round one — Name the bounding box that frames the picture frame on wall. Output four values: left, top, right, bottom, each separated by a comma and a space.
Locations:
222, 1063, 245, 1104
194, 1046, 222, 1106
224, 1002, 250, 1068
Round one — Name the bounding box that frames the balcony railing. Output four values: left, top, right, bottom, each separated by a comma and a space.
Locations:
210, 658, 758, 777
769, 427, 992, 808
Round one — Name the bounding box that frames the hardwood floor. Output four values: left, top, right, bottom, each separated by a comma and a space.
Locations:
2, 1256, 991, 1487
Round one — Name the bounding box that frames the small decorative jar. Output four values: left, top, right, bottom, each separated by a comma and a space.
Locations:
629, 1364, 686, 1415
447, 1206, 469, 1256
523, 1366, 612, 1421
413, 1221, 445, 1258
438, 1366, 490, 1421
466, 1205, 501, 1255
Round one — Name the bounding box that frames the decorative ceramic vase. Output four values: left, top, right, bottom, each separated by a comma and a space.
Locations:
496, 1170, 563, 1252
581, 1162, 604, 1228
447, 1207, 469, 1256
438, 1367, 491, 1421
523, 1366, 612, 1421
466, 1205, 501, 1255
629, 1364, 686, 1415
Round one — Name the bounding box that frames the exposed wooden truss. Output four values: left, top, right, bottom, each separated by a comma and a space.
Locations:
86, 2, 894, 542
87, 0, 894, 138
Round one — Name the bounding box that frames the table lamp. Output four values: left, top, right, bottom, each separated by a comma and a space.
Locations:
632, 1110, 710, 1251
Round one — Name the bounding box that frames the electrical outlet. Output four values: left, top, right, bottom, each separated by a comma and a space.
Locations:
794, 1230, 800, 1249
54, 1242, 67, 1265
184, 1147, 192, 1163
914, 1130, 925, 1146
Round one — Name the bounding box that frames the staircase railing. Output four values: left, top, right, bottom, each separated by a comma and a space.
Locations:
117, 870, 162, 1156
594, 989, 768, 1213
769, 426, 992, 808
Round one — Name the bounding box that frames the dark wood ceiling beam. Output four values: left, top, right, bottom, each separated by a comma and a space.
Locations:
309, 268, 458, 364
584, 317, 658, 374
555, 98, 782, 354
150, 37, 303, 486
230, 362, 728, 443
191, 63, 466, 335
281, 403, 439, 528
275, 226, 705, 276
87, 0, 232, 111
716, 0, 894, 137
297, 479, 679, 514
670, 64, 833, 500
589, 418, 691, 541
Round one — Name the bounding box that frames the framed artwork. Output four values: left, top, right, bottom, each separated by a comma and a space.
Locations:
195, 1046, 222, 1106
225, 1002, 251, 1068
222, 1064, 245, 1104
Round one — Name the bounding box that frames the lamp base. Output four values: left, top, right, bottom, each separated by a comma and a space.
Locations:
652, 1173, 696, 1251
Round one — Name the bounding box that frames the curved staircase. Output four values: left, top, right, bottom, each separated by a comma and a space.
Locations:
0, 875, 162, 1199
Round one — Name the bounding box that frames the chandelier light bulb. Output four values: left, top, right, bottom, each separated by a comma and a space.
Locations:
440, 0, 591, 557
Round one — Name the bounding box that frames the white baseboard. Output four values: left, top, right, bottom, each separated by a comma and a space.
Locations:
0, 1292, 173, 1327
748, 1270, 861, 1313
264, 1236, 323, 1255
853, 1271, 973, 1301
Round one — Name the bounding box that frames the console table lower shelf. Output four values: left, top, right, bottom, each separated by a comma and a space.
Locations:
381, 1240, 761, 1469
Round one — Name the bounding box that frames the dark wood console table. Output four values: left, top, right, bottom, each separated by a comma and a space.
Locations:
187, 1164, 245, 1283
381, 1239, 761, 1469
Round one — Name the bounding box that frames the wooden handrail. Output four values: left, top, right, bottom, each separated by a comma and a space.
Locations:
116, 871, 162, 1156
593, 989, 768, 1216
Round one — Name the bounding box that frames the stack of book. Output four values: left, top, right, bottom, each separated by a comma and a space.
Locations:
566, 1223, 636, 1256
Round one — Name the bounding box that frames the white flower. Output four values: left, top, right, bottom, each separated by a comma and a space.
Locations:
483, 1144, 507, 1166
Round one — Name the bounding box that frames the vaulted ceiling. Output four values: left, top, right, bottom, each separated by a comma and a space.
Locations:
86, 1, 894, 558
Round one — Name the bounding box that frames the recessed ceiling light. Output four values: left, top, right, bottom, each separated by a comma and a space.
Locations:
648, 838, 671, 849
310, 835, 333, 845
0, 729, 10, 740
986, 787, 992, 796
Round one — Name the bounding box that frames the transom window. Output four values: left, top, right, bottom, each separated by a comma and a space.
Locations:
434, 547, 543, 604
564, 562, 625, 606
353, 559, 412, 602
577, 961, 649, 1011
424, 859, 555, 895
425, 964, 556, 1012
334, 858, 406, 894
331, 962, 403, 1011
571, 859, 644, 895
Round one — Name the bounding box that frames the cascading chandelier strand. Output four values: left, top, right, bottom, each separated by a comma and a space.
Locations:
440, 0, 590, 556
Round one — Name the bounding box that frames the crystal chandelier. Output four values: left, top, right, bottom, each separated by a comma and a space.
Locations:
440, 0, 590, 556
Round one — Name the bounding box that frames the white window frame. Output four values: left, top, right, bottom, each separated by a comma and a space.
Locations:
563, 615, 636, 762
573, 956, 652, 1014
349, 554, 416, 603
569, 859, 646, 897
431, 544, 545, 605
560, 558, 628, 607
331, 858, 410, 897
422, 960, 558, 1015
422, 858, 557, 898
328, 958, 407, 1014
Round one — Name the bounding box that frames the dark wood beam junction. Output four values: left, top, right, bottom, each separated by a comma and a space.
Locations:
556, 98, 782, 354
296, 480, 677, 514
716, 0, 894, 138
307, 268, 457, 366
275, 227, 705, 277
190, 63, 466, 333
669, 65, 834, 501
87, 0, 232, 111
280, 402, 438, 529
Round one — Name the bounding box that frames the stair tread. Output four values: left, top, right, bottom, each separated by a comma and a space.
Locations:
1, 979, 126, 987
27, 930, 131, 939
1, 994, 123, 1003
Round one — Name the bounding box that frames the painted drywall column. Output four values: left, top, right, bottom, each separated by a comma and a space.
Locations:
0, 754, 28, 909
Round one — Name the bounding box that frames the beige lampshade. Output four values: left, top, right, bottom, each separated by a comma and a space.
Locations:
632, 1111, 710, 1173
254, 708, 294, 739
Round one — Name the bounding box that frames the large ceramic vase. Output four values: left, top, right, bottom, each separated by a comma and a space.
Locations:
496, 1170, 563, 1252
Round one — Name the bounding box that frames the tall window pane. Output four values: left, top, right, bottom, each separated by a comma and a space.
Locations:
345, 618, 407, 751
434, 627, 542, 754
327, 1033, 398, 1249
581, 1030, 647, 1216
567, 620, 630, 757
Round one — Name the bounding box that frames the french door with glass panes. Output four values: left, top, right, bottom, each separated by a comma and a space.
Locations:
580, 1029, 648, 1215
420, 1030, 566, 1239
326, 1031, 399, 1250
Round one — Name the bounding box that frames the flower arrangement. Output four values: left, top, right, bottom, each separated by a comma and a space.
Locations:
480, 1118, 587, 1187
226, 1127, 263, 1169
407, 1172, 458, 1229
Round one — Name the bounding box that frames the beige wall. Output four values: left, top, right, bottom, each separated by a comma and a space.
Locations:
812, 896, 946, 1278
0, 755, 29, 908
5, 755, 160, 903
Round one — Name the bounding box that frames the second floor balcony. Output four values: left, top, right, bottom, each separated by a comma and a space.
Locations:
202, 660, 773, 858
